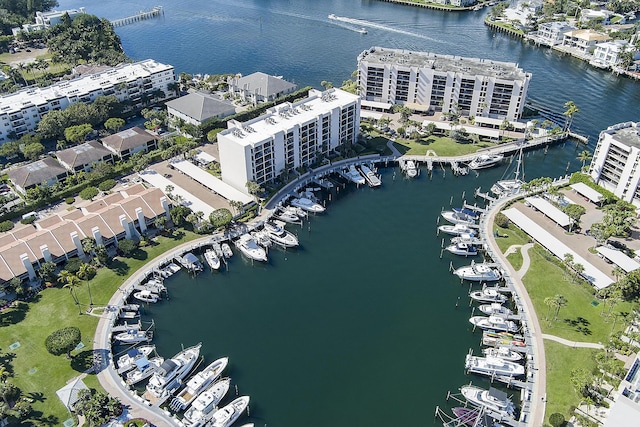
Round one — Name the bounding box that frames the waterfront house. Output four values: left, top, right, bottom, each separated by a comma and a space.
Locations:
12, 7, 86, 35
589, 121, 640, 206
580, 8, 613, 25
166, 92, 236, 128
227, 72, 297, 106
217, 88, 360, 194
529, 21, 575, 47
562, 29, 611, 56
100, 127, 158, 160
590, 40, 631, 69
8, 157, 67, 194
55, 140, 114, 173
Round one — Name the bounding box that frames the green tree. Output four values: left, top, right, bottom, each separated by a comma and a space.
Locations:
81, 237, 96, 257
0, 140, 20, 158
38, 260, 57, 283
104, 117, 125, 134
590, 222, 613, 246
95, 244, 109, 266
20, 141, 45, 160
64, 123, 93, 145
209, 208, 233, 230
77, 263, 95, 308
245, 181, 264, 200
577, 150, 592, 171
564, 204, 586, 231
117, 239, 138, 258
170, 205, 192, 227
549, 413, 565, 427
563, 100, 579, 132
553, 294, 568, 320
62, 274, 82, 315
79, 186, 99, 201
45, 326, 81, 358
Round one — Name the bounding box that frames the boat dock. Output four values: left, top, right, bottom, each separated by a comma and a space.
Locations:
111, 321, 141, 333
110, 6, 164, 27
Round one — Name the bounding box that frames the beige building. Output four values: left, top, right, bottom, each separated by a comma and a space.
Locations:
100, 127, 159, 160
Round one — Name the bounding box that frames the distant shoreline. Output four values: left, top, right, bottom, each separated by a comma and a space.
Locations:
373, 0, 492, 12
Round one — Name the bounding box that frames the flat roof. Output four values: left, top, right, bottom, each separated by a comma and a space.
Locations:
194, 151, 216, 165
170, 159, 253, 205
603, 396, 640, 427
422, 120, 500, 138
137, 170, 215, 217
504, 207, 614, 289
361, 99, 393, 110
596, 246, 640, 273
570, 182, 603, 203
525, 196, 572, 227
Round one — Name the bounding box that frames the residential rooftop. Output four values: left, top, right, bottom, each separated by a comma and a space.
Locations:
604, 122, 640, 149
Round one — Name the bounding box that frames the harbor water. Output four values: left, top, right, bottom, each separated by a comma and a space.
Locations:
51, 0, 640, 423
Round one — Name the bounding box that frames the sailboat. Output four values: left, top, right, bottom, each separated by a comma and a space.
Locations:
491, 146, 524, 196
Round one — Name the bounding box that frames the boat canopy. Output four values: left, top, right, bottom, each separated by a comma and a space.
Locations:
134, 357, 150, 370
488, 387, 508, 402
158, 359, 177, 375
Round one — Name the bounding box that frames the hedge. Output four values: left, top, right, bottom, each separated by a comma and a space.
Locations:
569, 172, 616, 204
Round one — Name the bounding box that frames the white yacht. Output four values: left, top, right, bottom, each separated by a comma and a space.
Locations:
454, 262, 501, 282
359, 164, 382, 187
468, 153, 504, 170
170, 357, 229, 412
208, 396, 250, 427
204, 249, 221, 270
491, 147, 524, 197
405, 160, 418, 178
290, 197, 325, 213
116, 345, 155, 373
345, 165, 366, 185
133, 290, 159, 304
263, 221, 299, 247
465, 354, 525, 377
146, 343, 202, 399
469, 288, 508, 304
482, 346, 523, 362
274, 206, 302, 223
438, 224, 476, 237
183, 378, 231, 426
460, 385, 516, 418
479, 303, 513, 317
235, 235, 268, 262
126, 356, 164, 385
469, 315, 519, 333
441, 210, 477, 226
452, 207, 480, 220
221, 243, 233, 259
113, 329, 151, 344
445, 242, 478, 257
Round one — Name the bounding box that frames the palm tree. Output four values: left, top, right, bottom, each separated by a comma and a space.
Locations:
77, 263, 94, 308
577, 150, 592, 171
544, 296, 555, 321
63, 275, 82, 315
81, 237, 96, 258
563, 101, 579, 132
553, 294, 568, 320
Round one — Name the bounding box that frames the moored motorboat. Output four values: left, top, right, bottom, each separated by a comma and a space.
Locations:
460, 385, 516, 418
221, 243, 233, 259
126, 356, 164, 385
116, 345, 155, 372
479, 303, 513, 317
469, 288, 508, 304
235, 235, 268, 262
469, 315, 519, 332
274, 206, 302, 223
454, 262, 501, 282
208, 395, 250, 427
170, 357, 229, 412
452, 207, 480, 220
482, 346, 523, 362
204, 249, 221, 270
438, 223, 476, 236
183, 378, 231, 426
290, 197, 325, 213
146, 343, 202, 399
113, 329, 152, 344
446, 242, 478, 257
482, 331, 526, 349
465, 354, 525, 377
468, 153, 504, 170
357, 27, 367, 34
359, 164, 382, 187
263, 221, 299, 247
345, 165, 366, 185
133, 290, 160, 303
441, 210, 477, 226
405, 160, 418, 178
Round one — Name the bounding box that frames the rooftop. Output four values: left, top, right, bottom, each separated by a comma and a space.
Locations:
165, 92, 236, 122
358, 46, 529, 80
232, 72, 297, 97
604, 122, 640, 149
7, 157, 66, 189
100, 127, 157, 153
56, 140, 112, 169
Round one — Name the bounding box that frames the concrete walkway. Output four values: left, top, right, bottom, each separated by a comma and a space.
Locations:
542, 334, 605, 349
503, 242, 535, 279
386, 139, 402, 157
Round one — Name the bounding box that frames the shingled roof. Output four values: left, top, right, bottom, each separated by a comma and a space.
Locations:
100, 127, 157, 155
166, 92, 236, 123
56, 140, 112, 170
233, 72, 297, 98
8, 157, 67, 190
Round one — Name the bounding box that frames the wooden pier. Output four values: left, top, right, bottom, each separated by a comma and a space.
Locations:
111, 6, 164, 27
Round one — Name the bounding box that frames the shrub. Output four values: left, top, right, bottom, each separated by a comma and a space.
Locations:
65, 197, 75, 204
20, 215, 36, 224
45, 326, 81, 357
79, 186, 99, 200
98, 179, 116, 192
117, 239, 139, 257
549, 413, 565, 427
494, 212, 510, 228
64, 257, 83, 274
0, 219, 14, 232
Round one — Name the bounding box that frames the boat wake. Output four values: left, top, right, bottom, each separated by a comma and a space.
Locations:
328, 14, 449, 44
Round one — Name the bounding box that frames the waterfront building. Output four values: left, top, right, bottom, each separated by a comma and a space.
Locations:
580, 9, 614, 25
227, 72, 297, 106
8, 157, 68, 194
166, 92, 236, 128
432, 0, 476, 6
561, 29, 611, 56
217, 88, 360, 194
12, 7, 86, 35
529, 21, 575, 47
603, 351, 640, 426
0, 59, 175, 144
590, 40, 631, 69
589, 121, 640, 205
100, 127, 159, 160
357, 46, 531, 121
502, 0, 543, 29
56, 140, 114, 173
0, 185, 170, 284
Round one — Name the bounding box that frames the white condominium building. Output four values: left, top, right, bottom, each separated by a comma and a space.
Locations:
0, 59, 175, 143
357, 46, 531, 121
218, 88, 360, 194
589, 122, 640, 205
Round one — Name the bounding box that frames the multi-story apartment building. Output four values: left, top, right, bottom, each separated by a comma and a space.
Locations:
217, 88, 360, 194
589, 122, 640, 205
0, 59, 175, 143
357, 47, 531, 121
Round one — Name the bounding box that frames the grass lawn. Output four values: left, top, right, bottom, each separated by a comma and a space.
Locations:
493, 223, 531, 253
544, 340, 599, 421
391, 135, 496, 156
506, 249, 523, 271
0, 230, 198, 426
360, 136, 393, 156
521, 244, 634, 343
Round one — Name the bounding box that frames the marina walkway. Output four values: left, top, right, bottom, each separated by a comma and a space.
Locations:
503, 243, 535, 278
541, 334, 604, 349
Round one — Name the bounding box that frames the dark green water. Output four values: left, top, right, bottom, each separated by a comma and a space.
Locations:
139, 146, 573, 426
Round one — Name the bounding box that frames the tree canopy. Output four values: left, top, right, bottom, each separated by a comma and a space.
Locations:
0, 0, 58, 36
45, 326, 81, 357
209, 208, 233, 229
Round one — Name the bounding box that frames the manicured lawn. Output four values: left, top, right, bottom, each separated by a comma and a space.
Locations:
392, 135, 495, 156
360, 136, 393, 156
544, 340, 599, 421
0, 231, 198, 426
493, 223, 531, 253
521, 244, 634, 343
506, 249, 523, 271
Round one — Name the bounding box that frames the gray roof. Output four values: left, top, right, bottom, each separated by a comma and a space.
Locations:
234, 72, 297, 97
100, 127, 157, 154
8, 157, 66, 189
56, 140, 112, 169
166, 92, 236, 123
